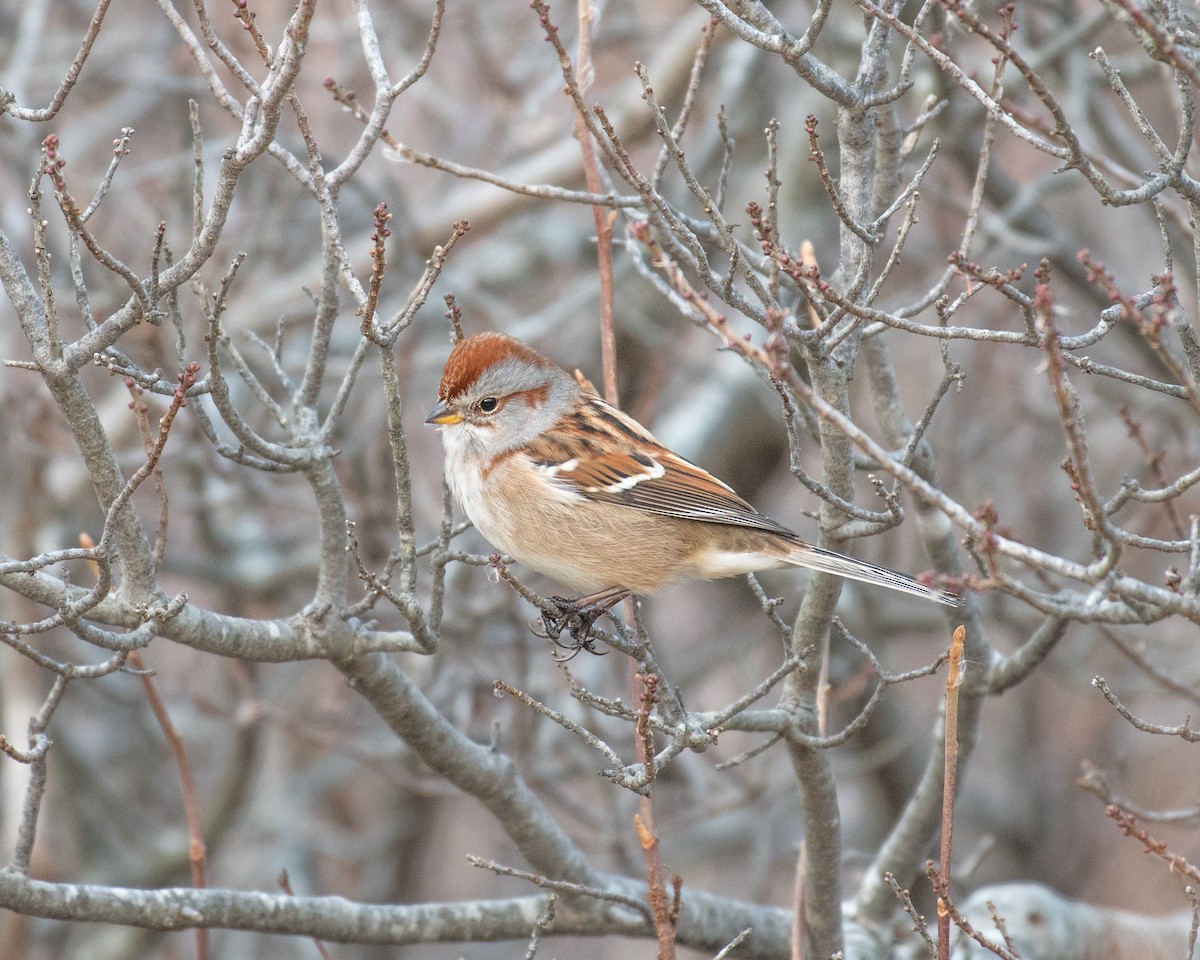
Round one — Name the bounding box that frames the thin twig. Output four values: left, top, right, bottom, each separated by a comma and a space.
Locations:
937, 625, 966, 959
128, 646, 208, 960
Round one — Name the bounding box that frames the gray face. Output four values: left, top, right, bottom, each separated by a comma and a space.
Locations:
441, 356, 578, 460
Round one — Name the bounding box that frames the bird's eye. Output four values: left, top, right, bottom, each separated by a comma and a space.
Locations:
478, 397, 499, 413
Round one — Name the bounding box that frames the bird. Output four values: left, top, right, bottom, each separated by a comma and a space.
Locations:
426, 332, 962, 642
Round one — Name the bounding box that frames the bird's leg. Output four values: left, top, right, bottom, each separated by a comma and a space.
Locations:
536, 585, 631, 654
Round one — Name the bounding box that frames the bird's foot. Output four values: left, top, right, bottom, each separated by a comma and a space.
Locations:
532, 589, 630, 658
532, 597, 606, 658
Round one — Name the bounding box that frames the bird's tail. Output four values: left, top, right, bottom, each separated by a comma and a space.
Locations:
781, 541, 963, 607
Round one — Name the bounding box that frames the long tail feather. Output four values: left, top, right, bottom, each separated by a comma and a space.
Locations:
783, 542, 963, 607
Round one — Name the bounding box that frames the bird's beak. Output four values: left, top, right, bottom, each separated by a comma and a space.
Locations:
425, 399, 463, 425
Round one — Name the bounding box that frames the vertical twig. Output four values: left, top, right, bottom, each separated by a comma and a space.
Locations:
938, 624, 966, 960
632, 671, 676, 959
574, 0, 618, 402
129, 647, 209, 960
791, 840, 806, 960
634, 809, 678, 960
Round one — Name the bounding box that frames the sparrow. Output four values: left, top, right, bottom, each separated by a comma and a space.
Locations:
426, 332, 962, 639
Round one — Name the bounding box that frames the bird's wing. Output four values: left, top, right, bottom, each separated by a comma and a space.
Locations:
525, 396, 796, 537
